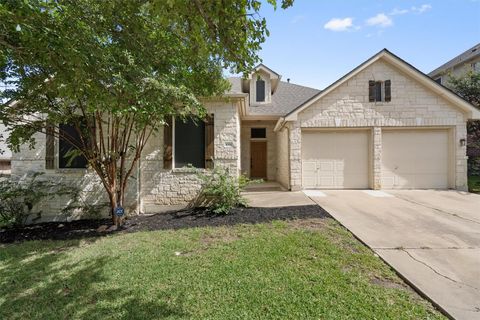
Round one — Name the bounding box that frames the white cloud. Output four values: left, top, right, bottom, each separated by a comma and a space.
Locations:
412, 4, 432, 13
324, 17, 354, 32
366, 13, 393, 27
389, 8, 409, 15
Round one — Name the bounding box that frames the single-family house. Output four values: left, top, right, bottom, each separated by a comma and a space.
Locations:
9, 49, 480, 221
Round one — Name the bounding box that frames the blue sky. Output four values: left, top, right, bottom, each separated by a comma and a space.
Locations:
250, 0, 480, 89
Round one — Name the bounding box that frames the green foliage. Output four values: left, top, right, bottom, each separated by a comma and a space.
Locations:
194, 166, 254, 214
448, 71, 480, 108
468, 175, 480, 193
0, 0, 293, 217
448, 71, 480, 175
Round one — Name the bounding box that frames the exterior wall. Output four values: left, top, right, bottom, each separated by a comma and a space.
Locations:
276, 126, 290, 189
9, 99, 241, 220
289, 59, 468, 191
11, 131, 124, 222
140, 100, 241, 213
0, 124, 11, 160
240, 121, 276, 180
0, 124, 12, 174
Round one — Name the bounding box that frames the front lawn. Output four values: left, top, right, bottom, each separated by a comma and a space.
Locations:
468, 175, 480, 193
0, 218, 443, 319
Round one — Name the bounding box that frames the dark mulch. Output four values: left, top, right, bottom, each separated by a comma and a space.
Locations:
0, 205, 329, 244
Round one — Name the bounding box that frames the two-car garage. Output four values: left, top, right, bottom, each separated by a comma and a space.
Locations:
301, 128, 451, 190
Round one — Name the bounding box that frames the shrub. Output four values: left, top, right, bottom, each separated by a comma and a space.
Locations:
193, 166, 254, 214
0, 173, 80, 227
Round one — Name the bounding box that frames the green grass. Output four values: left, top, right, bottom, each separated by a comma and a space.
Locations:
0, 218, 444, 319
468, 175, 480, 193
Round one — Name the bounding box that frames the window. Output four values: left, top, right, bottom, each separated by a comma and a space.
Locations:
58, 123, 88, 169
369, 80, 391, 102
256, 79, 265, 102
251, 128, 266, 139
434, 77, 442, 84
472, 62, 480, 72
174, 118, 206, 168
0, 159, 11, 171
374, 82, 382, 101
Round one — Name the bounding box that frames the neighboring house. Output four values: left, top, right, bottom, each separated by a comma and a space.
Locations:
428, 43, 480, 86
9, 49, 480, 221
429, 44, 480, 174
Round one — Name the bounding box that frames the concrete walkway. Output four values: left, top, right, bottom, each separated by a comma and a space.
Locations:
307, 190, 480, 320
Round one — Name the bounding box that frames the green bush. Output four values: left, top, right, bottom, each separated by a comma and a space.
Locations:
193, 166, 254, 214
0, 173, 80, 227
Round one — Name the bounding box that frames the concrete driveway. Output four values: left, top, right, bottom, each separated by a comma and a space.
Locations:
306, 190, 480, 320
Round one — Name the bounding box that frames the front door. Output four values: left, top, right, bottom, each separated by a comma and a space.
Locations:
250, 141, 267, 179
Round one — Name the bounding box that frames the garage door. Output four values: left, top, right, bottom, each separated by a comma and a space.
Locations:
302, 130, 369, 189
382, 129, 449, 189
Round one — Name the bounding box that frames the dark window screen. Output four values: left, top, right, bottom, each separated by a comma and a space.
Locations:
375, 81, 382, 101
251, 128, 266, 139
256, 80, 265, 102
175, 118, 205, 168
59, 123, 88, 168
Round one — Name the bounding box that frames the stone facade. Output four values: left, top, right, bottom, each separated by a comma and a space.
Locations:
11, 131, 125, 222
140, 99, 241, 213
10, 98, 241, 220
275, 126, 290, 189
288, 59, 469, 191
240, 121, 276, 180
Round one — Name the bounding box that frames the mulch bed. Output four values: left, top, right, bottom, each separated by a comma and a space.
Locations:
0, 205, 329, 244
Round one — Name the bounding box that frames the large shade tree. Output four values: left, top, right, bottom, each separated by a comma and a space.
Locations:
0, 0, 293, 224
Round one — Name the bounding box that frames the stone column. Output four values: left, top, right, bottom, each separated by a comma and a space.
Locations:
372, 127, 382, 190
289, 122, 302, 191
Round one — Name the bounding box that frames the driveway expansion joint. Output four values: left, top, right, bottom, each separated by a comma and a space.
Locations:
394, 194, 480, 225
396, 248, 480, 292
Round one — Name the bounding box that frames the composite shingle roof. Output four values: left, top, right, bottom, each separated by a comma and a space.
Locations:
429, 43, 480, 77
227, 77, 320, 116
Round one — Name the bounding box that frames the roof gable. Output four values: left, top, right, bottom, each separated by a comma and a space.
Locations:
284, 49, 480, 121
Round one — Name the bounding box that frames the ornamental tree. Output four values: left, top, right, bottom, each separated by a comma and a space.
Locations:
0, 0, 293, 224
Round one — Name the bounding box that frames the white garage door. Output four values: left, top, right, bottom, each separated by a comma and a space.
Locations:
382, 129, 449, 189
302, 130, 369, 189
